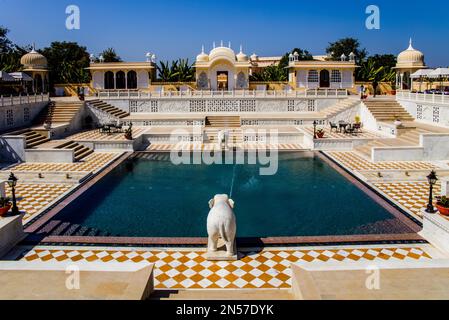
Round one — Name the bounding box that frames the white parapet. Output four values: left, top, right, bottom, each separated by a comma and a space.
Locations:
0, 214, 25, 258
420, 209, 449, 254
441, 178, 449, 197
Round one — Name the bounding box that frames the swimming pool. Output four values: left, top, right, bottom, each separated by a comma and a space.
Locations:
50, 152, 414, 238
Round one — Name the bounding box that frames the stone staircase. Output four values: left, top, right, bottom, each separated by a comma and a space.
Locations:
206, 116, 241, 128
363, 100, 414, 122
354, 127, 429, 159
88, 99, 129, 119
23, 130, 50, 148
151, 289, 295, 300
204, 128, 243, 145
320, 98, 360, 119
55, 141, 94, 162
35, 101, 84, 125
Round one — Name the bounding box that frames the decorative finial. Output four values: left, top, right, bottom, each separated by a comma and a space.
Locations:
220, 40, 223, 47
240, 45, 243, 53
408, 38, 414, 50
228, 41, 231, 48
201, 45, 205, 54
213, 41, 216, 49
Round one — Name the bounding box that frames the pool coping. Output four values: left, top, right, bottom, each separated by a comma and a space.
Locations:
22, 150, 426, 247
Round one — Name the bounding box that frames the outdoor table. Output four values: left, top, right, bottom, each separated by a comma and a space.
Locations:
339, 122, 349, 133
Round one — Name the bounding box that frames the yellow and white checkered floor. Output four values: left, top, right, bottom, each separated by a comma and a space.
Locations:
374, 182, 442, 218
10, 152, 121, 173
6, 183, 73, 222
146, 143, 304, 152
327, 151, 435, 171
17, 245, 435, 290
68, 128, 149, 141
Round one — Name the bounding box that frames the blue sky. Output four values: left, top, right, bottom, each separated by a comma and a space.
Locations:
1, 0, 448, 66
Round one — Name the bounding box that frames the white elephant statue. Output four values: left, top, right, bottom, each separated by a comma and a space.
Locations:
217, 130, 229, 149
207, 194, 237, 257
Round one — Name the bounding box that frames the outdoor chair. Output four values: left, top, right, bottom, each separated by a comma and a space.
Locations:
329, 122, 338, 132
353, 123, 362, 133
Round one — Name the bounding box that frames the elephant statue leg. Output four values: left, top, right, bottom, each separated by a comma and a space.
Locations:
208, 234, 219, 252
225, 241, 234, 256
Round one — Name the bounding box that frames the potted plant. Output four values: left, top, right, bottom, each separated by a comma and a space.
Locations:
0, 197, 12, 217
43, 120, 52, 130
316, 128, 325, 139
355, 115, 361, 124
124, 123, 133, 140
436, 196, 449, 216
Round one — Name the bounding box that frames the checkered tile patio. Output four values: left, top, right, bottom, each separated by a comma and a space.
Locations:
327, 151, 435, 171
6, 183, 73, 222
374, 182, 442, 218
10, 152, 121, 173
69, 128, 148, 142
20, 246, 433, 290
146, 143, 304, 152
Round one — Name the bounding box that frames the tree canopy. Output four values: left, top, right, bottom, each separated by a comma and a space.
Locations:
40, 41, 91, 84
99, 48, 122, 63
326, 37, 368, 64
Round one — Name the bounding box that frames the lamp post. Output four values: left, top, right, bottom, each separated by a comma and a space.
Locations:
7, 173, 19, 215
313, 121, 318, 139
426, 170, 438, 213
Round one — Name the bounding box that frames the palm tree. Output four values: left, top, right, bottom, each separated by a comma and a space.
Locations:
157, 61, 177, 81
99, 48, 122, 63
175, 59, 195, 82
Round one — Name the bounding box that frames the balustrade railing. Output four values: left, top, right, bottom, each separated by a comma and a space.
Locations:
0, 93, 50, 107
396, 91, 449, 105
97, 89, 349, 99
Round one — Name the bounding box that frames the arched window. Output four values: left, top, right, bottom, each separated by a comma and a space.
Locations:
331, 70, 342, 83
104, 71, 114, 89
197, 72, 208, 89
307, 70, 319, 83
116, 71, 126, 89
127, 71, 137, 89
236, 72, 247, 89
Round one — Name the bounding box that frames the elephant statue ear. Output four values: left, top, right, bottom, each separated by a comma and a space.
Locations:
208, 199, 215, 209
228, 199, 235, 209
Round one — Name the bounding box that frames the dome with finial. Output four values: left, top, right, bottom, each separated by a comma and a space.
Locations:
236, 45, 248, 62
250, 53, 259, 61
196, 46, 209, 62
21, 46, 48, 70
397, 38, 425, 68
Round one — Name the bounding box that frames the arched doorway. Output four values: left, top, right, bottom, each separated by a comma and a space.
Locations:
127, 71, 137, 89
319, 70, 330, 88
116, 71, 126, 89
104, 71, 114, 89
217, 71, 228, 90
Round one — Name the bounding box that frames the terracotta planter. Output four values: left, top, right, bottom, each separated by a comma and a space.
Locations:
0, 204, 11, 217
316, 132, 325, 139
436, 203, 449, 216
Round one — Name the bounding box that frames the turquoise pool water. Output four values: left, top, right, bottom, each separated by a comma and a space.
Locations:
54, 152, 412, 238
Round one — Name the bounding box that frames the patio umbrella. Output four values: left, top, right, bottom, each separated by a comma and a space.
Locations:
8, 72, 33, 82
411, 69, 433, 92
429, 68, 449, 91
0, 71, 16, 82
